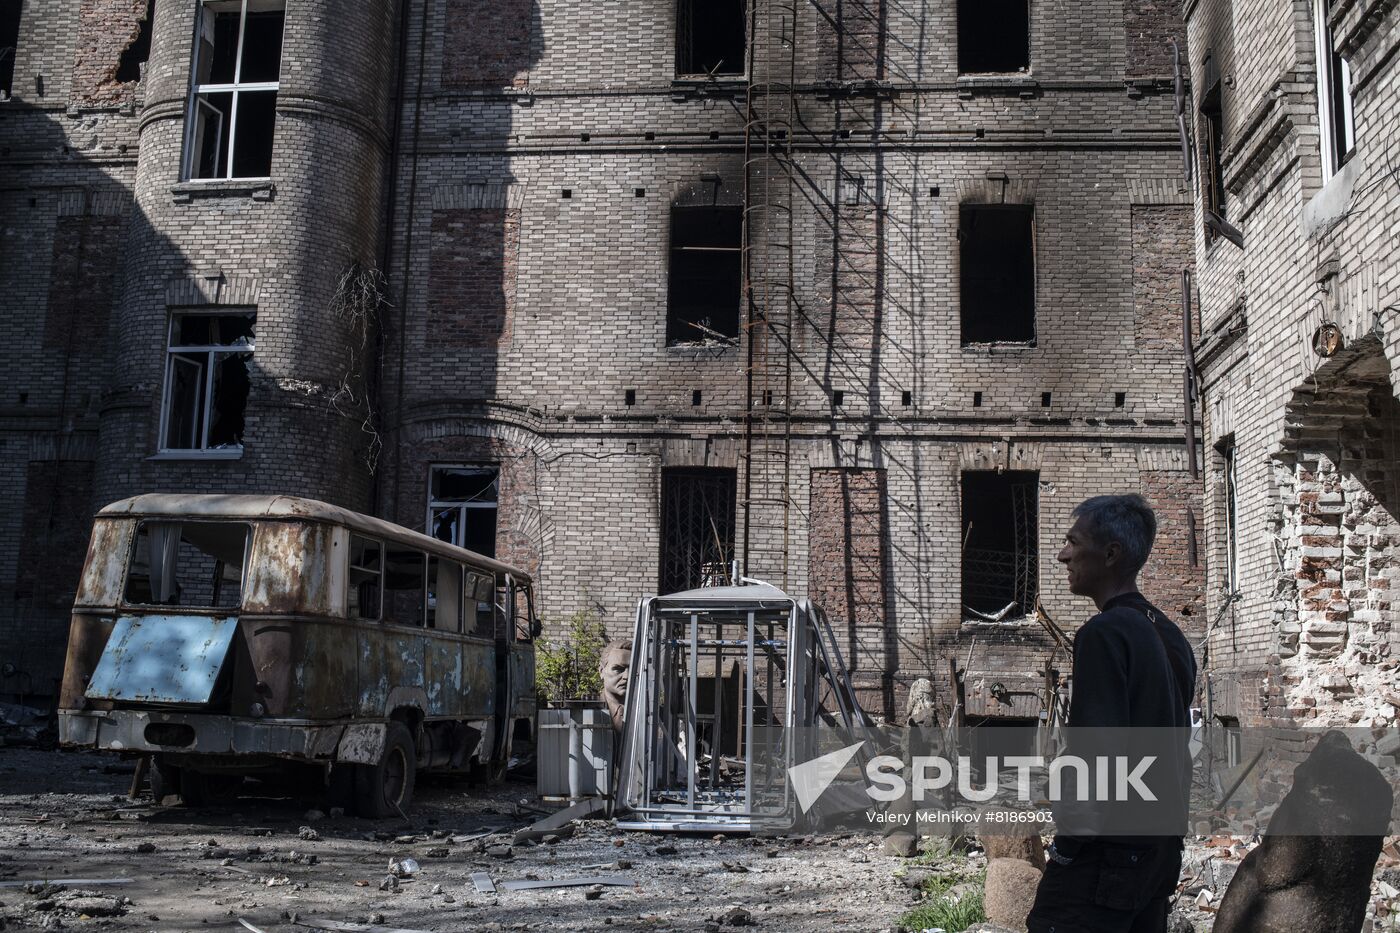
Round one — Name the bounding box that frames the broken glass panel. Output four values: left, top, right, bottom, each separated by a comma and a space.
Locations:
123, 521, 250, 609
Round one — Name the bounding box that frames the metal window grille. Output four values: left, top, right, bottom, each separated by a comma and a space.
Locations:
661, 469, 737, 595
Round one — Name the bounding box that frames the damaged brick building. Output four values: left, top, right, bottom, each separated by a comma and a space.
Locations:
1, 0, 1205, 721
1184, 0, 1400, 729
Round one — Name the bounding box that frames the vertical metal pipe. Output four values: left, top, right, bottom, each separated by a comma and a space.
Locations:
712, 618, 724, 788
567, 711, 583, 803
688, 613, 698, 810
745, 610, 755, 815
1182, 269, 1200, 479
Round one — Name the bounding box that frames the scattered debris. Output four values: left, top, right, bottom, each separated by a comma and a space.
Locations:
387, 857, 419, 878
0, 878, 133, 888
294, 918, 434, 933
298, 826, 321, 841
237, 919, 270, 933
497, 875, 635, 892
511, 797, 605, 846
470, 872, 496, 894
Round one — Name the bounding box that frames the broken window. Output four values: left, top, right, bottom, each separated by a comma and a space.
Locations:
1220, 438, 1239, 595
0, 0, 19, 100
348, 535, 382, 621
428, 466, 499, 557
960, 204, 1035, 345
1199, 54, 1227, 236
958, 0, 1029, 74
185, 0, 284, 179
1313, 0, 1355, 180
384, 547, 426, 627
660, 468, 737, 594
667, 206, 742, 345
124, 521, 250, 609
676, 0, 746, 77
466, 569, 496, 638
161, 311, 254, 452
115, 0, 155, 84
961, 471, 1039, 620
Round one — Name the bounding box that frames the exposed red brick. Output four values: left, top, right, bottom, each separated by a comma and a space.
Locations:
1131, 205, 1193, 349
428, 209, 518, 348
71, 0, 149, 106
1139, 469, 1206, 631
1124, 0, 1186, 80
809, 469, 889, 673
442, 0, 533, 88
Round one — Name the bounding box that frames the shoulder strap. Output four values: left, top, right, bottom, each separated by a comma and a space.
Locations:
1128, 600, 1193, 703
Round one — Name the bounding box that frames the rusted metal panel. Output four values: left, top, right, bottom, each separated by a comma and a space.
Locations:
464, 642, 495, 717
85, 615, 238, 704
292, 622, 356, 719
59, 614, 116, 709
75, 519, 132, 608
244, 522, 336, 617
425, 636, 465, 718
337, 722, 387, 764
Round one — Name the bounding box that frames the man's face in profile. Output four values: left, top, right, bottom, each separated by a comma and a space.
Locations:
1058, 515, 1113, 597
600, 646, 630, 703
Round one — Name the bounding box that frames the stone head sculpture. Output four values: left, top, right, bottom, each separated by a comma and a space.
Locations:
599, 640, 633, 731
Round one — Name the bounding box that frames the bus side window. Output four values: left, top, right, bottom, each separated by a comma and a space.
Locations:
513, 586, 532, 642
348, 536, 382, 621
384, 548, 426, 626
468, 571, 494, 637
428, 556, 463, 632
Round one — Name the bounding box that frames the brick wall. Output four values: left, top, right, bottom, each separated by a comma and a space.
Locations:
428, 208, 519, 350
809, 468, 890, 690
45, 213, 122, 351
1139, 467, 1207, 632
1132, 205, 1193, 350
71, 0, 148, 106
1124, 0, 1186, 79
14, 460, 94, 612
441, 0, 534, 88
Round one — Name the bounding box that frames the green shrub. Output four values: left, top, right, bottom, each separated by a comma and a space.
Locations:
897, 870, 987, 932
535, 610, 609, 705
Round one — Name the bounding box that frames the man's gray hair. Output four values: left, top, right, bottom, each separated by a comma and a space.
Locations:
1072, 494, 1157, 575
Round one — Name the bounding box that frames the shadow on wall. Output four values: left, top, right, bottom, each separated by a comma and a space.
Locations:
382, 0, 543, 567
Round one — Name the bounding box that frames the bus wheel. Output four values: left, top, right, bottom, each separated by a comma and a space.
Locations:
355, 722, 416, 819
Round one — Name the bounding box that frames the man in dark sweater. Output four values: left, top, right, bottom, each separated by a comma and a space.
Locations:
1027, 495, 1197, 933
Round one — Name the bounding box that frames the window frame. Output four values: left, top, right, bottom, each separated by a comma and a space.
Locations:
1222, 439, 1240, 596
158, 308, 256, 455
120, 519, 254, 611
1313, 0, 1355, 181
426, 465, 501, 557
665, 204, 743, 346
182, 0, 285, 181
674, 0, 748, 79
347, 533, 384, 622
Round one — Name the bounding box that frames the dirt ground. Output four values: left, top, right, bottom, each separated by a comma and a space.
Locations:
0, 747, 913, 933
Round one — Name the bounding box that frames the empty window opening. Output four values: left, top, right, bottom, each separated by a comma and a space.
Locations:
1199, 55, 1226, 235
1, 0, 21, 98
958, 0, 1029, 73
161, 311, 254, 451
1218, 715, 1242, 768
1221, 438, 1239, 594
625, 388, 636, 406
761, 389, 773, 407
692, 389, 703, 406
115, 0, 156, 84
960, 204, 1035, 345
348, 535, 382, 621
902, 390, 912, 407
384, 547, 426, 627
961, 470, 1039, 620
466, 569, 496, 638
1314, 0, 1355, 180
929, 186, 941, 197
660, 468, 737, 595
428, 466, 499, 558
426, 555, 463, 632
832, 390, 845, 406
1041, 392, 1051, 407
676, 0, 746, 76
124, 521, 250, 608
1115, 391, 1126, 408
635, 187, 646, 197
186, 0, 285, 179
668, 205, 742, 345
561, 188, 572, 198
973, 391, 983, 407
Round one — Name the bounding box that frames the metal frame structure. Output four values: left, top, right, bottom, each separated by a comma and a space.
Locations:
614, 583, 864, 832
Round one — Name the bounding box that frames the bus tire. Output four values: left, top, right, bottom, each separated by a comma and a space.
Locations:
355, 721, 416, 819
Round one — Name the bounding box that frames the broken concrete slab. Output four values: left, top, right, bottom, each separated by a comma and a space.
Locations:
470, 871, 496, 894
511, 797, 605, 845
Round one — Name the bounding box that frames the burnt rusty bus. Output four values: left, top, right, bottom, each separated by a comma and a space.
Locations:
57, 494, 538, 816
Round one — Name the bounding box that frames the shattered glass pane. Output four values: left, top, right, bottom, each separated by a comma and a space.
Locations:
175, 313, 256, 347
206, 352, 251, 448
164, 353, 206, 450
431, 468, 499, 504
124, 521, 249, 609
